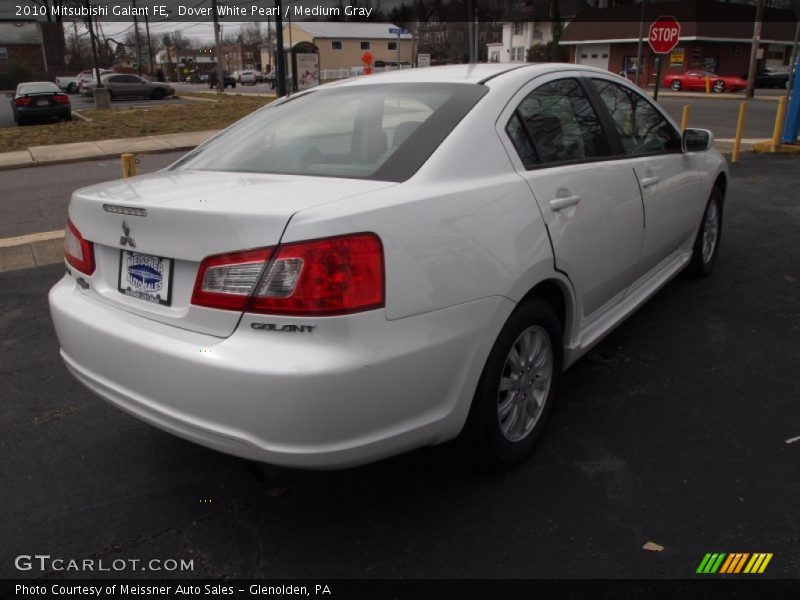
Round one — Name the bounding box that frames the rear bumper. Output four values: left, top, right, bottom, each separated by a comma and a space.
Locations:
17, 106, 70, 119
49, 274, 508, 468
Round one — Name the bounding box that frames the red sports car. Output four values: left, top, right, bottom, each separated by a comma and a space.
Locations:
663, 70, 747, 93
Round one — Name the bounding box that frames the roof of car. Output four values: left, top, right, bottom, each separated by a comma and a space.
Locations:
331, 63, 559, 87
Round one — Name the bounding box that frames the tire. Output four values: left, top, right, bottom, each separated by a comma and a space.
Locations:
466, 298, 563, 467
688, 186, 723, 277
151, 88, 166, 100
68, 83, 78, 94
63, 113, 72, 122
670, 79, 682, 91
713, 80, 725, 93
209, 83, 214, 89
107, 90, 114, 100
231, 82, 236, 88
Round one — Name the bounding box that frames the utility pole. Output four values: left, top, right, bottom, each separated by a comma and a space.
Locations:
275, 0, 287, 96
467, 0, 475, 63
746, 0, 764, 99
635, 0, 646, 86
786, 20, 799, 99
131, 0, 142, 75
211, 0, 225, 92
144, 11, 155, 76
85, 9, 101, 87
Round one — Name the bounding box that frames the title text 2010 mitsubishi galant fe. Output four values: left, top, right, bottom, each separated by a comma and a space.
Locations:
49, 64, 728, 468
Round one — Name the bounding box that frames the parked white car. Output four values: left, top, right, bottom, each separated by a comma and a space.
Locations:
49, 64, 727, 468
238, 70, 257, 85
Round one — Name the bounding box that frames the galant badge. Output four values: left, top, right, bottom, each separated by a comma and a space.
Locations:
120, 220, 136, 248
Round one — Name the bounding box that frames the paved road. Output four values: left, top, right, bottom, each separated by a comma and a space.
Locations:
0, 152, 185, 238
0, 95, 192, 129
657, 95, 780, 140
1, 154, 798, 579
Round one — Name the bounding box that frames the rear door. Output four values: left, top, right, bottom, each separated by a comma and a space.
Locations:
497, 74, 644, 323
587, 75, 703, 279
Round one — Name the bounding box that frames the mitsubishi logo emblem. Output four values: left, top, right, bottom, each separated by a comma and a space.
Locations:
120, 220, 136, 248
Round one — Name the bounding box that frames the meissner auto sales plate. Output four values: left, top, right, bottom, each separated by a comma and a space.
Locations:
118, 250, 173, 306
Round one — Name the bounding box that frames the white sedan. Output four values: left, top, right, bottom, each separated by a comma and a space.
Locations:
49, 64, 727, 468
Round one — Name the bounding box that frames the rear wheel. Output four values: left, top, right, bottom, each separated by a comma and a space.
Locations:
466, 298, 562, 466
713, 80, 726, 93
670, 79, 682, 91
689, 186, 723, 277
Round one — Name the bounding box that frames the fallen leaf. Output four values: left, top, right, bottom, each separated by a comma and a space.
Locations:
643, 541, 664, 552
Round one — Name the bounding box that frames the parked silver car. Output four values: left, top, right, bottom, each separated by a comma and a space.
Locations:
83, 74, 175, 100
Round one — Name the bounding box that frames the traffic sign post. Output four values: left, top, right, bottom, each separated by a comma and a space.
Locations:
648, 16, 681, 101
389, 27, 410, 69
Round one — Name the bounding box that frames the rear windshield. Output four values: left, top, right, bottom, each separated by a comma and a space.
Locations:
170, 83, 487, 182
18, 83, 59, 95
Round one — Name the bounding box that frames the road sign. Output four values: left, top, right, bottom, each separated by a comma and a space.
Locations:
389, 28, 410, 35
648, 16, 681, 54
361, 51, 373, 65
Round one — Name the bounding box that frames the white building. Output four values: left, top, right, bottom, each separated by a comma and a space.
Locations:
487, 21, 557, 64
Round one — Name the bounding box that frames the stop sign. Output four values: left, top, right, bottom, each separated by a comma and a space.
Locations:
648, 16, 681, 54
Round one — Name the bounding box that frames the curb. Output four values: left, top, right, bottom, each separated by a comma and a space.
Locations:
752, 141, 800, 154
0, 230, 65, 274
0, 130, 220, 172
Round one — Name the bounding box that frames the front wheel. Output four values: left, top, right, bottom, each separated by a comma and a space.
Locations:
466, 299, 563, 466
713, 80, 726, 93
670, 79, 682, 91
689, 186, 723, 277
151, 88, 166, 100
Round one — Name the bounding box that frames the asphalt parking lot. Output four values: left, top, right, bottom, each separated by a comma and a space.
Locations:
1, 154, 798, 579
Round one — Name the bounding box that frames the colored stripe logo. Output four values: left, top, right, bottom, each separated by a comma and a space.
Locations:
696, 553, 773, 574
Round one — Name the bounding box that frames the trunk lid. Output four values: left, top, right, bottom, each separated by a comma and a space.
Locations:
68, 170, 393, 337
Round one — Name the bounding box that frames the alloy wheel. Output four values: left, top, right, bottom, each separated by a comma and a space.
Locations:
497, 325, 553, 442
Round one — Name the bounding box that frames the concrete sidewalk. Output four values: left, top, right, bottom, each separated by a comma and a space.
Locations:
0, 129, 220, 171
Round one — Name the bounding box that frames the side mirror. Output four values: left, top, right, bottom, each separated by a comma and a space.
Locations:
683, 128, 713, 152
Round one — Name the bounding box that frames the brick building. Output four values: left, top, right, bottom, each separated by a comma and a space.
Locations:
560, 3, 797, 83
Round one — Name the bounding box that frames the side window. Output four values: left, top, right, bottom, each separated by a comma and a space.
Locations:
508, 78, 610, 166
591, 78, 681, 155
108, 75, 124, 83
505, 112, 537, 167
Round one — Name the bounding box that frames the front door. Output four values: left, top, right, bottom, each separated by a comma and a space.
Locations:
588, 75, 703, 279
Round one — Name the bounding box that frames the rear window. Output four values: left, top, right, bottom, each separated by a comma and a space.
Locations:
171, 83, 488, 182
18, 83, 59, 95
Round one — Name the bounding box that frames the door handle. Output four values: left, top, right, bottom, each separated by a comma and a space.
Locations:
549, 195, 581, 211
640, 176, 660, 189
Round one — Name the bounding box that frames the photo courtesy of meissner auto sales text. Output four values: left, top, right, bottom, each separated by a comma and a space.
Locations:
1, 0, 799, 598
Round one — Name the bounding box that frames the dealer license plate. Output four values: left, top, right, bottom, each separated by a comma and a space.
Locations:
118, 250, 173, 306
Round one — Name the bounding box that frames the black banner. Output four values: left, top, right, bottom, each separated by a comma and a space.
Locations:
3, 580, 800, 600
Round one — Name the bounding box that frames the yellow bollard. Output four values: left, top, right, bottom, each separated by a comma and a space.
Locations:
680, 104, 691, 131
770, 96, 788, 153
732, 101, 748, 164
121, 153, 137, 178
705, 76, 711, 94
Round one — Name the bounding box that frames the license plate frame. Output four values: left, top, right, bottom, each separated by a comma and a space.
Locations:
118, 250, 174, 306
36, 99, 48, 107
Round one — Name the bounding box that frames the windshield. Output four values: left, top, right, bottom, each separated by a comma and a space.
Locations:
18, 83, 60, 95
171, 83, 487, 182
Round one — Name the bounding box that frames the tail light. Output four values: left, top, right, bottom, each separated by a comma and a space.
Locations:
15, 97, 32, 107
64, 217, 95, 275
191, 233, 384, 316
52, 94, 70, 104
191, 247, 274, 311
